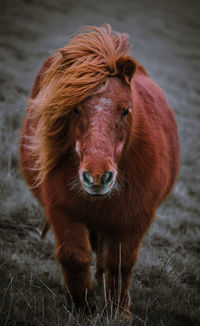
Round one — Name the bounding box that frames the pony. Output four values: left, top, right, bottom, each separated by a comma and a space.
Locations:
19, 25, 180, 317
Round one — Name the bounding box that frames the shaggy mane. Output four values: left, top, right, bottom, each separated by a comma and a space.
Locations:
28, 24, 132, 185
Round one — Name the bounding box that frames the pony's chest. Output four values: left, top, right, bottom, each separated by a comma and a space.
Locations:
64, 195, 132, 233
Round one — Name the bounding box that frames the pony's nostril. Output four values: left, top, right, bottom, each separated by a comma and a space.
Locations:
82, 171, 93, 186
101, 171, 113, 186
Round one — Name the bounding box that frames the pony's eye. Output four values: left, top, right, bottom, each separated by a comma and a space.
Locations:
121, 109, 130, 117
74, 107, 80, 116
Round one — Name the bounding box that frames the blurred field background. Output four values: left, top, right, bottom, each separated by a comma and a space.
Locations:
0, 0, 199, 325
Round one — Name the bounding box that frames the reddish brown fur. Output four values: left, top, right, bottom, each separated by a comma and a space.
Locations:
19, 25, 179, 316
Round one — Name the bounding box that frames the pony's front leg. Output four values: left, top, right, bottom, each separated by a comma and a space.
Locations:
46, 207, 94, 310
95, 233, 105, 285
104, 236, 141, 318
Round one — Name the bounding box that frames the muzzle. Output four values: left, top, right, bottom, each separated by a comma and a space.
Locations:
80, 167, 117, 196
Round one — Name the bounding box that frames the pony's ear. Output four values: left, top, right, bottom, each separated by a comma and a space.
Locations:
116, 56, 136, 84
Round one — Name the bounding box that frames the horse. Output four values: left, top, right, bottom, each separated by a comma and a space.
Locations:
19, 25, 180, 317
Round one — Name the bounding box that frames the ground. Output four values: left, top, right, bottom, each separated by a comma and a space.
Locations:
0, 0, 199, 325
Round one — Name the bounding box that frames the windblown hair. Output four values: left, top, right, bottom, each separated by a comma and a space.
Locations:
28, 24, 133, 184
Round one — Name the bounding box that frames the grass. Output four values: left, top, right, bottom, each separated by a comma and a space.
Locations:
0, 0, 200, 325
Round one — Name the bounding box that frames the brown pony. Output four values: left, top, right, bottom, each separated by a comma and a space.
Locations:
19, 25, 179, 317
